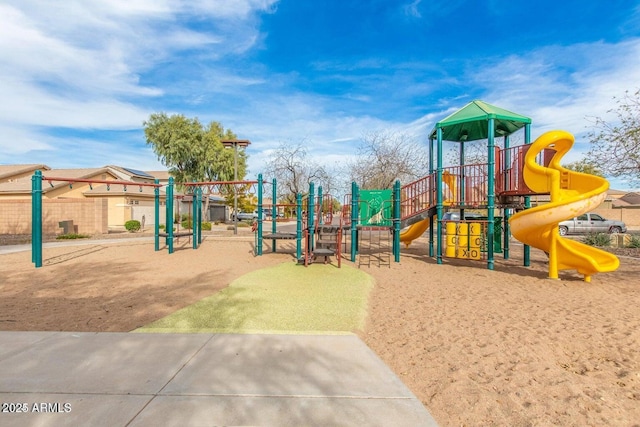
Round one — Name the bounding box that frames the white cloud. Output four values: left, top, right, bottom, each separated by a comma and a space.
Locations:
0, 0, 274, 132
0, 126, 52, 157
0, 77, 151, 129
469, 39, 640, 137
403, 0, 422, 18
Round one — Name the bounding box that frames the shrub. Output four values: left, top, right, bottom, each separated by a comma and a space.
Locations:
159, 224, 165, 230
626, 235, 640, 248
582, 232, 610, 247
202, 222, 212, 231
125, 220, 141, 232
181, 219, 193, 229
56, 233, 90, 240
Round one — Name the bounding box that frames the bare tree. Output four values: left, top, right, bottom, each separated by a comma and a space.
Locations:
444, 140, 490, 166
347, 131, 428, 189
266, 141, 332, 203
562, 159, 605, 178
587, 89, 640, 184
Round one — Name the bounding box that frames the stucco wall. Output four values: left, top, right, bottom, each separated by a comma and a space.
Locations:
0, 198, 108, 235
591, 208, 640, 228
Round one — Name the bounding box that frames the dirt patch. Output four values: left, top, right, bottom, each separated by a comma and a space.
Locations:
1, 236, 639, 426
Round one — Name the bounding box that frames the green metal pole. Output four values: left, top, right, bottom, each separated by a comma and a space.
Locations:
154, 179, 159, 251
318, 186, 323, 226
436, 128, 444, 265
32, 170, 43, 268
271, 177, 276, 252
197, 187, 202, 245
31, 172, 36, 264
192, 184, 197, 249
272, 178, 277, 236
258, 174, 264, 256
350, 182, 358, 262
164, 183, 170, 248
503, 135, 510, 260
460, 138, 465, 211
524, 124, 531, 267
296, 193, 302, 260
393, 180, 401, 262
31, 173, 35, 264
487, 118, 496, 270
429, 137, 435, 257
308, 182, 315, 251
168, 177, 174, 254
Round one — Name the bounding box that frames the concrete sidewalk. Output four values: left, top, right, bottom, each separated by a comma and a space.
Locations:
0, 332, 438, 426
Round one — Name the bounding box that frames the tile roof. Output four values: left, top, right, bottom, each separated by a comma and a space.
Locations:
0, 164, 49, 180
607, 189, 629, 196
619, 192, 640, 206
41, 168, 109, 180
145, 170, 172, 180
0, 168, 112, 194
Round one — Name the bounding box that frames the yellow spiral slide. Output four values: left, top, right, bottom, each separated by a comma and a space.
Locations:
509, 130, 619, 282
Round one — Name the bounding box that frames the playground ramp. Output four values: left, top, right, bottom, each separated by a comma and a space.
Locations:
509, 130, 619, 282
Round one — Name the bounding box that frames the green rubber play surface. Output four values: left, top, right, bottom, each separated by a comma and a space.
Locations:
135, 262, 374, 334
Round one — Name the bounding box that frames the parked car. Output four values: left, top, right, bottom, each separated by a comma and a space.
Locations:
558, 213, 626, 235
231, 211, 258, 221
441, 211, 484, 221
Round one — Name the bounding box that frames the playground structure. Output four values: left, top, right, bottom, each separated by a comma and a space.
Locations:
509, 130, 620, 282
339, 100, 620, 281
29, 100, 621, 280
254, 180, 345, 267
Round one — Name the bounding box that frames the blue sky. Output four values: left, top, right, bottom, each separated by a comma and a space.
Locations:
2, 0, 640, 189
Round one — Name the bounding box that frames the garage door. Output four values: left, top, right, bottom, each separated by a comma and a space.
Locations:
131, 204, 165, 228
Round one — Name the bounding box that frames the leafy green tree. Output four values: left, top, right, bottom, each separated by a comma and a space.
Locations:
201, 121, 242, 182
143, 112, 247, 218
143, 113, 204, 184
587, 89, 640, 184
221, 183, 257, 215
562, 159, 605, 177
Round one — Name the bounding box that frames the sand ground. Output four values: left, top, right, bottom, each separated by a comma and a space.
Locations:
1, 234, 639, 427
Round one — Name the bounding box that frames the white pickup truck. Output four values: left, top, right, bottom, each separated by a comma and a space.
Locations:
558, 213, 627, 235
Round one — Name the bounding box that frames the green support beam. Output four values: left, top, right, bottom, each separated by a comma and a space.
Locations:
271, 177, 276, 253
487, 118, 496, 270
31, 170, 43, 268
393, 180, 401, 262
436, 128, 444, 265
154, 179, 160, 251
350, 182, 358, 262
167, 177, 174, 254
308, 182, 315, 251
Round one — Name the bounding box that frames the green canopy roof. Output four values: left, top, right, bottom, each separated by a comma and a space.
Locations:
429, 100, 531, 142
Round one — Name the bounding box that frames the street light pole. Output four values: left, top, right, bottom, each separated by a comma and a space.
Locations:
221, 139, 251, 236
233, 143, 238, 235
